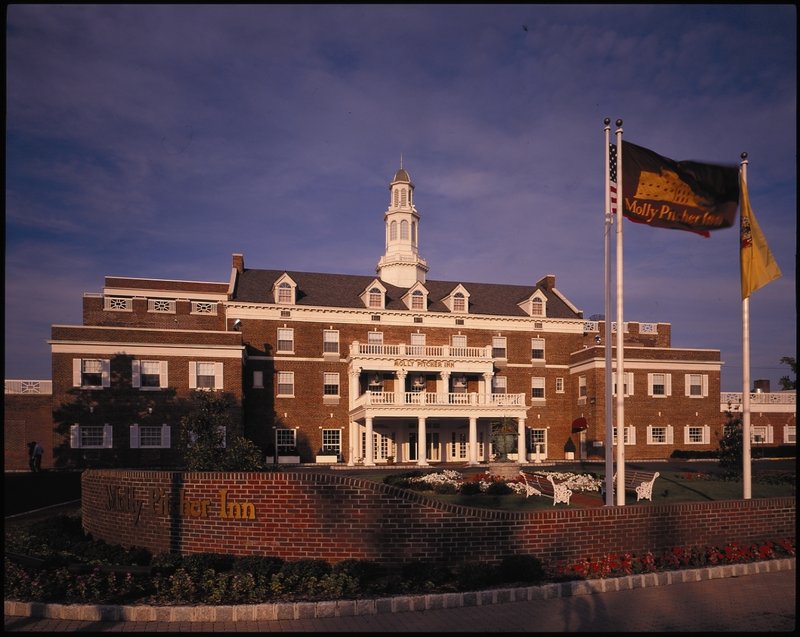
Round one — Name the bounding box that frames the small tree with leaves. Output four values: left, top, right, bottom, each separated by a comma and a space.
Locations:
717, 410, 743, 475
180, 391, 264, 471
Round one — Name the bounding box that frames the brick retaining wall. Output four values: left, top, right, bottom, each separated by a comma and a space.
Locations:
81, 470, 795, 568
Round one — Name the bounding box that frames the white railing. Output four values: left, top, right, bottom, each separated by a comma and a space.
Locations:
4, 380, 53, 394
721, 392, 796, 406
351, 343, 491, 359
361, 391, 526, 407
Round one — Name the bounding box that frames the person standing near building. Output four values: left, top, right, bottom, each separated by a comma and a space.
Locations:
27, 441, 37, 472
32, 441, 44, 472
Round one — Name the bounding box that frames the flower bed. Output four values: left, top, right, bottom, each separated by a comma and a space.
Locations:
401, 469, 603, 497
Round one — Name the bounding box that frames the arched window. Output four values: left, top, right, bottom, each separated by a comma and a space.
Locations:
531, 297, 544, 316
393, 189, 399, 206
369, 287, 382, 308
278, 282, 292, 304
390, 221, 398, 241
411, 221, 417, 246
411, 290, 424, 310
401, 188, 407, 206
400, 220, 409, 240
453, 292, 466, 312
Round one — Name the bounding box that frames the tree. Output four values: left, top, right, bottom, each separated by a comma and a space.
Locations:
778, 356, 796, 390
717, 410, 742, 474
180, 391, 264, 471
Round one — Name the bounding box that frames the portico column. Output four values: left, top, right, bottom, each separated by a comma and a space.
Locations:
365, 416, 375, 466
417, 416, 429, 466
517, 418, 527, 464
468, 416, 478, 465
347, 420, 356, 466
439, 370, 451, 399
396, 369, 407, 404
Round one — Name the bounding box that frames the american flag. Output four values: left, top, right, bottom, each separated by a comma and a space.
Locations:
608, 143, 618, 214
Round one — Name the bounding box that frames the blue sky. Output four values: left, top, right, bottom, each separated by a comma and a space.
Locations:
5, 4, 796, 392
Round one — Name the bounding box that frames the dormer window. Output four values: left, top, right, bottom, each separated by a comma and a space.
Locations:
403, 284, 428, 311
519, 291, 547, 317
273, 274, 298, 305
444, 286, 470, 314
369, 287, 382, 308
361, 280, 387, 310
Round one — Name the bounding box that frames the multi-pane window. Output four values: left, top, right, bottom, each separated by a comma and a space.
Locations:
531, 377, 545, 399
453, 292, 466, 312
531, 338, 545, 360
612, 426, 636, 445
409, 332, 426, 355
685, 374, 707, 397
492, 336, 507, 359
647, 425, 673, 444
321, 429, 341, 455
74, 358, 110, 388
323, 372, 340, 396
277, 282, 293, 304
367, 331, 383, 345
555, 377, 564, 393
411, 290, 425, 310
528, 428, 546, 452
277, 371, 294, 396
130, 424, 170, 448
197, 362, 217, 389
613, 372, 634, 397
133, 360, 166, 389
783, 426, 796, 444
684, 425, 710, 444
451, 334, 467, 355
368, 287, 382, 308
400, 220, 409, 240
323, 330, 339, 354
578, 376, 587, 398
276, 428, 296, 453
390, 220, 397, 240
277, 328, 294, 353
648, 373, 672, 397
70, 424, 112, 449
531, 297, 544, 316
492, 376, 506, 394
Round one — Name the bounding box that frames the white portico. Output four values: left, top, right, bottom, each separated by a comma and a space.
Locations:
347, 340, 528, 467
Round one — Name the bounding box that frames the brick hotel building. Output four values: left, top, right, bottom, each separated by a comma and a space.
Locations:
5, 165, 796, 470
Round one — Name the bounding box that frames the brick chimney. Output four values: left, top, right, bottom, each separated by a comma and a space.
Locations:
232, 253, 244, 274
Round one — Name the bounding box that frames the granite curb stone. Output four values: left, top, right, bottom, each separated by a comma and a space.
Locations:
4, 558, 794, 622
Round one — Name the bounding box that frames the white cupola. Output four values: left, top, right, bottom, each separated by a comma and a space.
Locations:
376, 161, 429, 287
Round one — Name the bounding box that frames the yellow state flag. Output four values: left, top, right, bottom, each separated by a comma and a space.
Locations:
739, 174, 781, 299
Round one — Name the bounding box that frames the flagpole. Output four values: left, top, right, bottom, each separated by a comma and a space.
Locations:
740, 152, 752, 499
614, 119, 625, 505
603, 118, 614, 506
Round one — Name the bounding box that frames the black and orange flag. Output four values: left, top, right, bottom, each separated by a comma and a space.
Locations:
617, 141, 739, 237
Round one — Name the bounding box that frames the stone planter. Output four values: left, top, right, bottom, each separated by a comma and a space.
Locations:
492, 431, 518, 462
277, 455, 300, 464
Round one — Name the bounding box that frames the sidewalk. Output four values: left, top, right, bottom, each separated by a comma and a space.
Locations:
5, 559, 795, 632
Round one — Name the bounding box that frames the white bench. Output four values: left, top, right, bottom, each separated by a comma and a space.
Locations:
613, 470, 660, 502
519, 471, 572, 506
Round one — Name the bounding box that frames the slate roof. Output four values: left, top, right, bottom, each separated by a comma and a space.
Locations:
232, 269, 582, 319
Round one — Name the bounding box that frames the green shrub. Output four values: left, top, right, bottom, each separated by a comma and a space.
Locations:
232, 555, 285, 579
498, 554, 545, 583
459, 481, 482, 495
485, 480, 513, 495
180, 552, 235, 575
